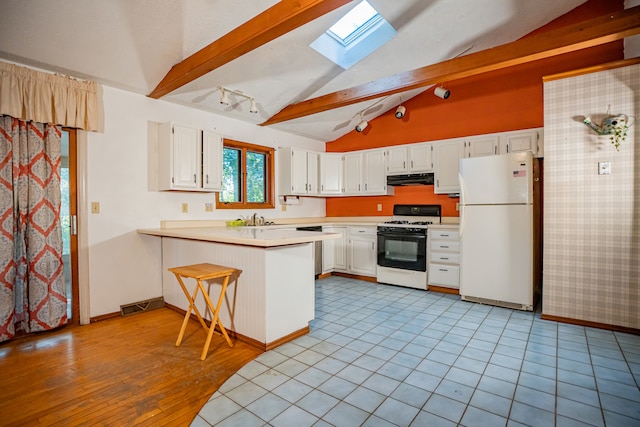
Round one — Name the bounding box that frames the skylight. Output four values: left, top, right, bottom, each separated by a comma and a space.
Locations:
328, 1, 380, 44
310, 0, 396, 69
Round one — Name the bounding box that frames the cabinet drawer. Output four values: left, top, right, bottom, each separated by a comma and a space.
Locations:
430, 230, 459, 239
348, 226, 376, 237
429, 264, 460, 288
430, 252, 460, 264
430, 241, 460, 252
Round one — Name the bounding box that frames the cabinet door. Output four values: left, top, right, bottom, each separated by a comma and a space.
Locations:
500, 129, 540, 156
343, 152, 362, 194
465, 135, 498, 158
172, 124, 201, 190
434, 139, 464, 194
307, 151, 319, 195
349, 237, 376, 276
363, 149, 386, 194
202, 130, 222, 191
409, 143, 433, 172
386, 146, 408, 175
324, 227, 347, 271
319, 153, 343, 195
291, 148, 309, 194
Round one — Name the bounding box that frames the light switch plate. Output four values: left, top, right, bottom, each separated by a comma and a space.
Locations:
598, 162, 611, 175
91, 202, 100, 214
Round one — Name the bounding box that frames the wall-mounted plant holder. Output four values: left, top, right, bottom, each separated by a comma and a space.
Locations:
583, 114, 635, 151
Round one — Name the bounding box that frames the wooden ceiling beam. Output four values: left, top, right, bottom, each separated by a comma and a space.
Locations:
261, 5, 640, 126
148, 0, 353, 99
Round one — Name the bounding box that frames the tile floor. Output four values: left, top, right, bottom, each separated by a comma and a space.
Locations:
192, 276, 640, 427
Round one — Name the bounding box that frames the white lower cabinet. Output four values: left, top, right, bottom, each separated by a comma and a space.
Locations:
428, 226, 460, 289
347, 226, 377, 276
322, 226, 347, 273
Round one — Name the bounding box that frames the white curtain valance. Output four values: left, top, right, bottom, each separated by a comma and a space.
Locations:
0, 61, 99, 131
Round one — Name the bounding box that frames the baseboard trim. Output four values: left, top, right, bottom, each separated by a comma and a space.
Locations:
90, 311, 120, 323
164, 303, 308, 351
428, 285, 459, 295
331, 272, 377, 283
540, 314, 640, 335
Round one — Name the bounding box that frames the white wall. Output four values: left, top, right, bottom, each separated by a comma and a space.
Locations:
84, 85, 326, 317
626, 0, 640, 58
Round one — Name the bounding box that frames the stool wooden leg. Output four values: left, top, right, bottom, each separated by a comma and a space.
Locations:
199, 275, 233, 360
174, 274, 193, 347
175, 274, 210, 347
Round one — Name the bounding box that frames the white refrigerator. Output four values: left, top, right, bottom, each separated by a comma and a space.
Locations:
459, 151, 539, 311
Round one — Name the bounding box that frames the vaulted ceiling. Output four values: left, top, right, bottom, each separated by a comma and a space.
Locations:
1, 1, 638, 142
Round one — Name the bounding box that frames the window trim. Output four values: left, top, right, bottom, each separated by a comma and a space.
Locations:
216, 138, 275, 210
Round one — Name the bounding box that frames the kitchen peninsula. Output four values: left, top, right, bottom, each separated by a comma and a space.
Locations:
138, 226, 339, 350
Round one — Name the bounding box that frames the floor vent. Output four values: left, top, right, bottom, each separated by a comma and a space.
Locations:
460, 295, 532, 311
120, 297, 165, 316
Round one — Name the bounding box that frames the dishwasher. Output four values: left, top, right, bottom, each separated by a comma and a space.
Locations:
296, 226, 323, 276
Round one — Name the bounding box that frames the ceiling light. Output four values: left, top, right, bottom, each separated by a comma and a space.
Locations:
434, 86, 450, 99
218, 85, 259, 113
395, 105, 406, 119
219, 88, 229, 105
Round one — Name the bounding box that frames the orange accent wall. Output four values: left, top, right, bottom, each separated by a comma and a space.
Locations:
325, 0, 624, 218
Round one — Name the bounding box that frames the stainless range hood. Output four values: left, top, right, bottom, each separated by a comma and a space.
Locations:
387, 173, 434, 186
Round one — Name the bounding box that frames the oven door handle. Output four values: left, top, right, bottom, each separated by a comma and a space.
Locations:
378, 232, 426, 240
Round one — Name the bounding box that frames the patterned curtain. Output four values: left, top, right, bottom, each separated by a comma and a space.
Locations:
0, 115, 66, 342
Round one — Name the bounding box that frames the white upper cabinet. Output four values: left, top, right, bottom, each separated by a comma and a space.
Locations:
433, 139, 465, 194
343, 152, 363, 194
158, 122, 221, 192
319, 153, 343, 195
408, 143, 434, 172
500, 128, 544, 157
363, 149, 388, 194
202, 130, 223, 191
386, 146, 408, 175
277, 147, 319, 196
386, 143, 433, 175
464, 134, 499, 158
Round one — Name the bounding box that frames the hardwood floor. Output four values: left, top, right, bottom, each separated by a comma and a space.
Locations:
0, 308, 263, 426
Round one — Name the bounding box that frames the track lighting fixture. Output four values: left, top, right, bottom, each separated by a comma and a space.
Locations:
219, 88, 229, 105
395, 105, 406, 119
434, 86, 450, 99
217, 85, 258, 113
355, 118, 368, 132
249, 98, 258, 114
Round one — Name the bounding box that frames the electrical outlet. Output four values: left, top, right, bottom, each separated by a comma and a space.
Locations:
598, 161, 611, 175
281, 204, 287, 212
205, 203, 213, 212
91, 202, 100, 214
377, 203, 382, 212
181, 203, 188, 213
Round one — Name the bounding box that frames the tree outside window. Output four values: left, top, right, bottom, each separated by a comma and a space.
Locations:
217, 139, 274, 209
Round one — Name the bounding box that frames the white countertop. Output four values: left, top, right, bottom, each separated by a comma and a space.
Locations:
137, 226, 340, 247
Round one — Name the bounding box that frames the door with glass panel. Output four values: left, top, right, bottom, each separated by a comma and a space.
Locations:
61, 129, 79, 324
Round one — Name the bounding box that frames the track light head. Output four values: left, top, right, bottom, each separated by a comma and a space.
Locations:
395, 105, 406, 119
355, 119, 368, 132
219, 89, 229, 105
249, 98, 258, 113
434, 86, 450, 99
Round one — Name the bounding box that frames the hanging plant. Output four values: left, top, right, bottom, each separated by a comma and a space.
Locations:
583, 114, 634, 151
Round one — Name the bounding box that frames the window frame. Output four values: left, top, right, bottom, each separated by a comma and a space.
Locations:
216, 138, 275, 210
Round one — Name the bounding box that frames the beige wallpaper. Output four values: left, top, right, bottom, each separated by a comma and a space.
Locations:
542, 63, 639, 329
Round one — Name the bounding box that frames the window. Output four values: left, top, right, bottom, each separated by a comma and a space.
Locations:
216, 139, 275, 209
310, 0, 396, 69
328, 0, 380, 44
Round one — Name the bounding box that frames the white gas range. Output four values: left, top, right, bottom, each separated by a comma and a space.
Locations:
376, 204, 441, 289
